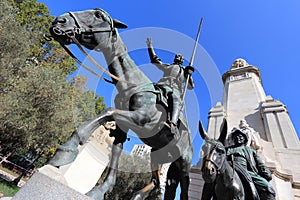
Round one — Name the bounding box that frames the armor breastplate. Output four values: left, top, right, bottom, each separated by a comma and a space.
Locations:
157, 64, 185, 90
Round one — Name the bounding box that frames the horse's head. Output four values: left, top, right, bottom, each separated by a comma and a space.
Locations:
50, 8, 127, 51
199, 119, 228, 183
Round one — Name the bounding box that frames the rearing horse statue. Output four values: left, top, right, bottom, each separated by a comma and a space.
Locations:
49, 8, 193, 200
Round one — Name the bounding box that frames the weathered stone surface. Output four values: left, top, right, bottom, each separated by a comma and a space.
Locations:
191, 59, 300, 199
11, 172, 92, 200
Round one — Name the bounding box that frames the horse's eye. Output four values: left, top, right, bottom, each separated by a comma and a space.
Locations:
95, 11, 102, 18
216, 147, 225, 154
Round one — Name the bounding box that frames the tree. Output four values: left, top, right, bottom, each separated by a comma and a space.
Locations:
0, 65, 73, 156
0, 68, 105, 165
69, 76, 106, 128
9, 0, 77, 75
0, 0, 30, 93
0, 0, 106, 166
95, 96, 106, 115
102, 152, 162, 200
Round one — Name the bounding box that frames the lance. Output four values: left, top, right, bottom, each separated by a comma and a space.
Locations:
180, 17, 203, 109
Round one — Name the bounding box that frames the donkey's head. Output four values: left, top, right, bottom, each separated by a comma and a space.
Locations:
199, 119, 228, 183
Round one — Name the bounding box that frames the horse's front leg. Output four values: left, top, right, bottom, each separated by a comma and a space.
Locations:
131, 153, 162, 200
48, 108, 117, 167
164, 157, 191, 200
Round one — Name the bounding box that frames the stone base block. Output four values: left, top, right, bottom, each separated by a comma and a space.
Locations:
11, 172, 92, 200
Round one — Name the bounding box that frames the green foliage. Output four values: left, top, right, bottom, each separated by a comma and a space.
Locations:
69, 76, 102, 127
102, 152, 162, 200
95, 96, 106, 115
0, 0, 106, 165
0, 178, 19, 197
0, 0, 29, 93
0, 65, 73, 155
10, 0, 77, 75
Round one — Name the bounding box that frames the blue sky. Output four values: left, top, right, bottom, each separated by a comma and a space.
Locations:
39, 0, 300, 167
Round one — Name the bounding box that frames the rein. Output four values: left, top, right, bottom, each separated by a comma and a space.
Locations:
204, 158, 223, 172
231, 155, 235, 180
71, 36, 132, 85
204, 154, 236, 182
204, 144, 235, 180
60, 43, 113, 84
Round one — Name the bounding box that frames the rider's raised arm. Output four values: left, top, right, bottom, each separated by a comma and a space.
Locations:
146, 38, 166, 70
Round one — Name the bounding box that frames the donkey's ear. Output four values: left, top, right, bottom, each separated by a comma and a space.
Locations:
218, 118, 228, 145
113, 19, 128, 28
199, 120, 208, 140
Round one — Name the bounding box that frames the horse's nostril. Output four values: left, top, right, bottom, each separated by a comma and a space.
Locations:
210, 167, 215, 175
57, 17, 67, 24
52, 27, 63, 35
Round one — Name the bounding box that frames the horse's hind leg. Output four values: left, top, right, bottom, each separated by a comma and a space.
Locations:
86, 126, 127, 200
179, 175, 190, 200
179, 158, 191, 200
164, 157, 191, 200
164, 162, 179, 200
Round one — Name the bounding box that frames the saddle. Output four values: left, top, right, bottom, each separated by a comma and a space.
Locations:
153, 84, 188, 130
153, 84, 169, 108
113, 83, 188, 130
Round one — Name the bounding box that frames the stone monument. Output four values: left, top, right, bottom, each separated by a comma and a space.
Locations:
189, 58, 300, 200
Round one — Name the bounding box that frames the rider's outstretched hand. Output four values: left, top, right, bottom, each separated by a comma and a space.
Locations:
146, 38, 152, 48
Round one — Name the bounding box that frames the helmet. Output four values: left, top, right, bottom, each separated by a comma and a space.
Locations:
173, 54, 184, 65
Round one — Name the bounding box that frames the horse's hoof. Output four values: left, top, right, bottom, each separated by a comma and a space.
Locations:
131, 193, 144, 200
86, 187, 105, 200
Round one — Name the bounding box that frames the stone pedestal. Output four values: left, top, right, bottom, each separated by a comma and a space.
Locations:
12, 122, 115, 199
188, 165, 204, 200
58, 140, 110, 193
11, 172, 92, 200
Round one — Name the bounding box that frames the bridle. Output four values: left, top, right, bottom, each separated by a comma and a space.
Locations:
203, 143, 225, 174
202, 142, 225, 177
51, 9, 116, 39
202, 141, 236, 181
68, 9, 116, 34
50, 9, 133, 85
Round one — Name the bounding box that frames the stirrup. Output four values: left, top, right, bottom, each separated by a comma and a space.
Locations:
159, 121, 171, 129
170, 123, 180, 141
170, 123, 177, 133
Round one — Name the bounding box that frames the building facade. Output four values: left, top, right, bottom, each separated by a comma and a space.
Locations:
189, 59, 300, 199
130, 144, 151, 157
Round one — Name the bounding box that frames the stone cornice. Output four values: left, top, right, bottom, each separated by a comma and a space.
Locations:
272, 168, 300, 189
208, 102, 226, 117
261, 97, 287, 113
272, 168, 294, 182
222, 65, 262, 84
